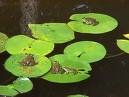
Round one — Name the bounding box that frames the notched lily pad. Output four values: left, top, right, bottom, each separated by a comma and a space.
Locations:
29, 23, 75, 43
42, 54, 91, 83
64, 41, 106, 63
67, 13, 118, 34
4, 54, 51, 77
0, 32, 8, 53
13, 77, 33, 93
117, 39, 129, 54
5, 35, 54, 55
5, 35, 34, 54
67, 94, 89, 97
0, 85, 18, 96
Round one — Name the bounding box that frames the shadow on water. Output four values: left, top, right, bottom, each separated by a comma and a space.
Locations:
0, 0, 129, 97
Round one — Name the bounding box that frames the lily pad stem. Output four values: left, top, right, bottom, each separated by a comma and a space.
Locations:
105, 52, 124, 59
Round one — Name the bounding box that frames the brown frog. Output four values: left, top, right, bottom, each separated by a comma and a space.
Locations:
19, 54, 37, 66
62, 67, 78, 75
51, 61, 81, 75
82, 17, 99, 26
50, 61, 65, 74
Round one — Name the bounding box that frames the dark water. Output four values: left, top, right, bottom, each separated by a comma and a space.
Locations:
0, 0, 129, 97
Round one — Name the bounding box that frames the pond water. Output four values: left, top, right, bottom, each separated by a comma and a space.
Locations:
0, 0, 129, 97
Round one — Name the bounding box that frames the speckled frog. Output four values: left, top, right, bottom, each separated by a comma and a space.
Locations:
19, 54, 37, 66
50, 61, 64, 74
82, 17, 99, 26
62, 67, 78, 75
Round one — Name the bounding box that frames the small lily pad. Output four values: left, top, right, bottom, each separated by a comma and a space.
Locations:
117, 39, 129, 54
29, 23, 75, 43
0, 85, 18, 96
5, 35, 54, 55
67, 13, 118, 34
64, 41, 106, 63
67, 94, 89, 97
13, 77, 33, 93
123, 33, 129, 39
0, 32, 8, 53
42, 54, 91, 83
4, 54, 51, 77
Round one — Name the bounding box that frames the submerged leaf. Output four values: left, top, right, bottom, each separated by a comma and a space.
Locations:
42, 54, 91, 83
0, 85, 18, 96
5, 35, 54, 55
13, 77, 33, 93
29, 23, 75, 43
4, 54, 51, 77
64, 41, 106, 63
0, 32, 8, 53
117, 39, 129, 53
67, 94, 89, 97
68, 13, 118, 34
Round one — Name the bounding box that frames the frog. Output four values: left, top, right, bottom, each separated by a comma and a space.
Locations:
19, 54, 37, 66
82, 17, 99, 26
62, 67, 78, 75
50, 61, 65, 74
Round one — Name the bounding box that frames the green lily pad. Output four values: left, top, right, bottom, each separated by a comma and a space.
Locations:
0, 32, 8, 53
0, 85, 18, 96
123, 33, 129, 39
67, 13, 118, 34
64, 41, 106, 63
30, 40, 54, 55
4, 54, 51, 77
5, 35, 54, 55
67, 94, 89, 97
117, 39, 129, 53
13, 77, 33, 93
42, 54, 91, 83
29, 23, 75, 43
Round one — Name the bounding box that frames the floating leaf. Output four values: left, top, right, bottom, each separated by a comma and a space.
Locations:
64, 41, 106, 63
117, 39, 129, 53
30, 40, 54, 55
29, 23, 75, 43
5, 35, 54, 55
68, 13, 118, 34
0, 32, 8, 53
123, 33, 129, 39
4, 54, 51, 77
0, 85, 18, 96
42, 54, 91, 83
13, 77, 33, 93
67, 94, 89, 97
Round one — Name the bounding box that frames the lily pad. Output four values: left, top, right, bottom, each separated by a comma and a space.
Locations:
13, 77, 33, 93
0, 85, 18, 96
4, 54, 51, 77
0, 32, 8, 53
30, 40, 54, 55
67, 94, 89, 97
29, 23, 75, 43
67, 13, 118, 34
5, 35, 54, 55
117, 39, 129, 54
123, 33, 129, 39
64, 41, 106, 63
42, 54, 91, 83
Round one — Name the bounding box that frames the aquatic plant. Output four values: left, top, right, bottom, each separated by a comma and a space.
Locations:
117, 33, 129, 53
0, 32, 8, 53
67, 94, 89, 97
0, 13, 118, 96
